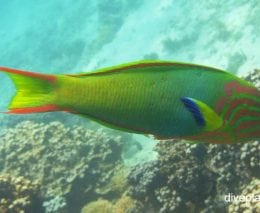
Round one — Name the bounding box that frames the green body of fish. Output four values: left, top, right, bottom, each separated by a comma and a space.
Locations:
1, 61, 259, 144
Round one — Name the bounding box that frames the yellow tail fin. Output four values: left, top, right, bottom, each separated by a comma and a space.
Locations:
0, 66, 58, 114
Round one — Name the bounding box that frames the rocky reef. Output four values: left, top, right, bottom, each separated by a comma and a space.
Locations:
228, 178, 260, 213
0, 121, 127, 212
81, 194, 135, 213
127, 140, 259, 213
0, 174, 42, 213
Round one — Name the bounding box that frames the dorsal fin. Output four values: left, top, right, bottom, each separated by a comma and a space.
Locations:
181, 97, 223, 131
66, 60, 227, 78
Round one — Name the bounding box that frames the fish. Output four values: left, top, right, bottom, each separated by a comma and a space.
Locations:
0, 60, 259, 144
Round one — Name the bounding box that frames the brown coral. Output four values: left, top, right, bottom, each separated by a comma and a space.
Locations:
81, 199, 113, 213
0, 121, 125, 212
228, 178, 260, 213
80, 195, 135, 213
0, 174, 42, 213
113, 195, 135, 213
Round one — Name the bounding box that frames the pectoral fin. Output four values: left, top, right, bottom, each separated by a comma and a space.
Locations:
181, 97, 223, 131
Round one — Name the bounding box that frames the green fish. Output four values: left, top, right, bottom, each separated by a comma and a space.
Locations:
0, 61, 259, 144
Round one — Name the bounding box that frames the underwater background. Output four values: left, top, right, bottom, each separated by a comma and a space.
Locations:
0, 0, 259, 213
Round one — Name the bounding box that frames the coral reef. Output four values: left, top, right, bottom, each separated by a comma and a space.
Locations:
128, 140, 259, 213
127, 160, 161, 199
43, 195, 67, 213
0, 121, 125, 212
205, 142, 259, 194
81, 195, 135, 213
0, 174, 43, 213
228, 178, 260, 213
81, 199, 113, 213
95, 165, 129, 198
128, 142, 214, 212
113, 194, 135, 213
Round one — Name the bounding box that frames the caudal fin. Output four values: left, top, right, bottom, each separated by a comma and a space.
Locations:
0, 66, 59, 114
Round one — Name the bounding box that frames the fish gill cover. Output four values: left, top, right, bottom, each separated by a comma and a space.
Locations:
0, 0, 259, 213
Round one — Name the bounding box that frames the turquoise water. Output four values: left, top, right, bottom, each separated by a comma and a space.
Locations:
1, 1, 259, 72
1, 0, 260, 109
0, 1, 259, 213
0, 1, 260, 105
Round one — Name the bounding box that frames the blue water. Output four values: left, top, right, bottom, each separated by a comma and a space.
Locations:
0, 1, 259, 212
0, 0, 259, 72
